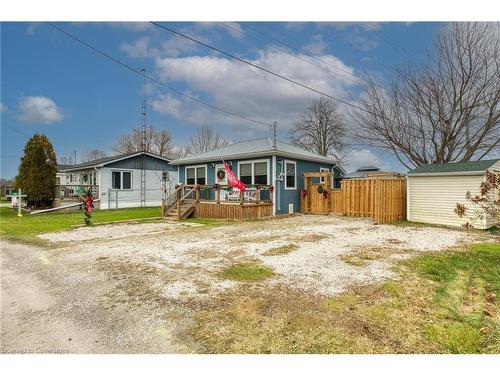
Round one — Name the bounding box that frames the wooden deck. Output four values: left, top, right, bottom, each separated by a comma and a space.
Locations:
194, 201, 273, 220
162, 184, 274, 220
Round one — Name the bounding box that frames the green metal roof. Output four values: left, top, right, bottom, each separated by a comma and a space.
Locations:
408, 159, 499, 175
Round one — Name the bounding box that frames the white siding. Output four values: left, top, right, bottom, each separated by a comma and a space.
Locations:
408, 173, 498, 229
100, 168, 178, 209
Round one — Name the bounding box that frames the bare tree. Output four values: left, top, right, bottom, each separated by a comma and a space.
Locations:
349, 23, 500, 169
58, 155, 73, 166
289, 97, 345, 157
186, 125, 230, 155
113, 126, 174, 157
81, 149, 107, 163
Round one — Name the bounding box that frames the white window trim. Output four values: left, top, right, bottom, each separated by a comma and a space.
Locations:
111, 169, 133, 190
284, 160, 297, 190
185, 164, 207, 185
320, 167, 334, 188
214, 163, 228, 184
237, 159, 270, 185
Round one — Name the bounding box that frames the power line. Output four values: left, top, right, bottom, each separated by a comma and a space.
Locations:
151, 22, 361, 111
150, 22, 428, 132
244, 23, 363, 82
222, 23, 359, 83
46, 22, 274, 128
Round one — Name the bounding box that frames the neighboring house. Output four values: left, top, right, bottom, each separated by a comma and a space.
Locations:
171, 138, 344, 215
342, 166, 405, 179
0, 181, 15, 198
59, 151, 178, 209
56, 164, 71, 186
407, 159, 500, 229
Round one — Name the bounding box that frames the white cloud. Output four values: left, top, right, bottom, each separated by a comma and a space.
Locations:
196, 22, 244, 39
342, 149, 393, 172
0, 102, 7, 112
152, 48, 360, 133
302, 34, 327, 55
17, 96, 64, 125
344, 33, 379, 51
106, 22, 152, 32
319, 22, 382, 32
122, 31, 204, 59
121, 37, 160, 59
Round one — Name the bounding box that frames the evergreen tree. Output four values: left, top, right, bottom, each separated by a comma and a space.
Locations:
15, 134, 57, 208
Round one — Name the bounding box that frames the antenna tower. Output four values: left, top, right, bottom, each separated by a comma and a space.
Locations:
140, 68, 147, 207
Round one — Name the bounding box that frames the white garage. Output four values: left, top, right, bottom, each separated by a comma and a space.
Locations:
407, 159, 499, 229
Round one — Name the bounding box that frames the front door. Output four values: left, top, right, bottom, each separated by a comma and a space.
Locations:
215, 164, 229, 200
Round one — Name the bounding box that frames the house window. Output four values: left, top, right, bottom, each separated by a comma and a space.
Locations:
239, 163, 252, 184
238, 160, 269, 185
185, 165, 207, 185
319, 167, 329, 184
186, 168, 196, 185
122, 172, 132, 189
112, 171, 132, 190
320, 167, 334, 188
196, 166, 206, 185
162, 171, 169, 182
254, 162, 268, 184
112, 171, 121, 189
285, 160, 296, 190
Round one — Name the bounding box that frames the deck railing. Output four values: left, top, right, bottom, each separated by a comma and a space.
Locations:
182, 184, 273, 205
55, 185, 99, 199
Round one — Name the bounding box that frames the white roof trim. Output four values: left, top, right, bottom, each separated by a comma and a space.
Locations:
172, 150, 338, 166
62, 152, 171, 172
407, 170, 487, 177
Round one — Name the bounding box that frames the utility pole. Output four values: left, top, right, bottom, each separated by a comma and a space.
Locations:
140, 68, 147, 207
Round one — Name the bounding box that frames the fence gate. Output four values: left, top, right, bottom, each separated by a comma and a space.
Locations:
300, 172, 332, 215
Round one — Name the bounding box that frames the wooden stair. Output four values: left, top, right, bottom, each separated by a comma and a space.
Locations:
163, 199, 196, 220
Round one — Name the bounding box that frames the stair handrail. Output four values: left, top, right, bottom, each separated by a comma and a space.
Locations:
163, 184, 183, 216
177, 186, 197, 218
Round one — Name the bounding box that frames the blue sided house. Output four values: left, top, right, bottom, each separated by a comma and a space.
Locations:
171, 138, 344, 216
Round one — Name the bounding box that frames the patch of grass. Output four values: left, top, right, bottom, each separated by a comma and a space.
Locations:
340, 247, 405, 266
0, 206, 161, 243
189, 242, 500, 353
220, 263, 274, 282
263, 243, 298, 256
182, 217, 232, 227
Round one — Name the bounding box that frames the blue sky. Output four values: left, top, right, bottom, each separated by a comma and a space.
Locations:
1, 21, 442, 179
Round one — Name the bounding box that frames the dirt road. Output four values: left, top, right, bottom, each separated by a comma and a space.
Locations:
0, 240, 190, 354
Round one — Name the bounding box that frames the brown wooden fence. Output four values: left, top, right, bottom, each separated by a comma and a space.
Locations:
340, 178, 406, 223
301, 174, 406, 224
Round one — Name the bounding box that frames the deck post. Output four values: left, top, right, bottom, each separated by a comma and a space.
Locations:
195, 188, 200, 203
240, 190, 244, 205
216, 188, 220, 204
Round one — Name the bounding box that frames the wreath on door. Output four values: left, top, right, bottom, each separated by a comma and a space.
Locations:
217, 169, 225, 180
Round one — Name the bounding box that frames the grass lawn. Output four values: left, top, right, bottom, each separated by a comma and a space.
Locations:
0, 206, 162, 243
221, 263, 275, 281
190, 242, 500, 353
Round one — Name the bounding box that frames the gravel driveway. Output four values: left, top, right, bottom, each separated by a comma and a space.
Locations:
1, 214, 480, 353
